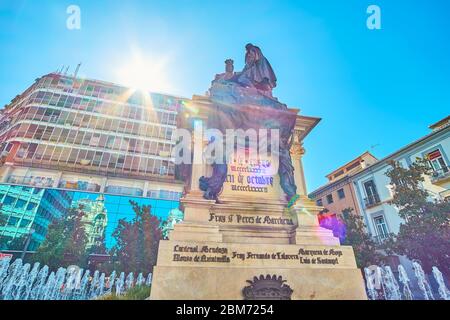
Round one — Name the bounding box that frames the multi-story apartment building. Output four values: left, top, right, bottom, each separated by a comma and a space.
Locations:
0, 72, 187, 252
308, 116, 449, 284
352, 116, 449, 245
309, 152, 378, 216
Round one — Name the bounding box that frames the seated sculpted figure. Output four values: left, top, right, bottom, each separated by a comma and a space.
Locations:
232, 43, 277, 97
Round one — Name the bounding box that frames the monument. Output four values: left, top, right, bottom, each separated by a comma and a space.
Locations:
150, 44, 367, 300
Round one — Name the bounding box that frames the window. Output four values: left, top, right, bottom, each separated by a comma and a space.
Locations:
7, 217, 19, 226
427, 149, 448, 174
374, 216, 389, 239
26, 203, 37, 211
333, 170, 344, 179
316, 198, 323, 206
3, 195, 15, 206
363, 180, 380, 207
346, 161, 361, 171
19, 219, 31, 228
326, 194, 334, 204
337, 188, 345, 199
15, 199, 27, 209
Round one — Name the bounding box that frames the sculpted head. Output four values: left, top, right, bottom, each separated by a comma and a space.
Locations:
225, 59, 234, 73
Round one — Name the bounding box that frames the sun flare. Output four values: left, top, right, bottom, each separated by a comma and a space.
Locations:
114, 49, 172, 93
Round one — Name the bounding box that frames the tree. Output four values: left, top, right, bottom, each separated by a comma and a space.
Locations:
87, 235, 108, 255
340, 208, 384, 268
0, 235, 27, 251
384, 159, 450, 277
32, 206, 88, 269
110, 200, 163, 274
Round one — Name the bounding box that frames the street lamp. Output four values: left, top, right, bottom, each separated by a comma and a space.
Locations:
20, 228, 35, 260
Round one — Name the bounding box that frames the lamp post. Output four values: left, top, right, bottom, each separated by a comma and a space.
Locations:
20, 228, 35, 260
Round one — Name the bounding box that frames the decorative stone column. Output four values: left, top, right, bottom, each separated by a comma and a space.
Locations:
187, 119, 206, 195
0, 165, 12, 183
290, 129, 307, 196
290, 128, 339, 245
173, 118, 222, 242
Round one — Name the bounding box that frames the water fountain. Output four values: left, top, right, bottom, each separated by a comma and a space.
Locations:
115, 272, 125, 296
30, 265, 48, 300
41, 272, 55, 300
398, 265, 413, 300
125, 272, 134, 290
136, 273, 145, 286
0, 257, 12, 288
52, 267, 67, 300
2, 256, 444, 300
432, 266, 449, 300
364, 267, 379, 300
363, 261, 447, 300
22, 262, 40, 300
89, 270, 100, 299
13, 262, 30, 300
105, 271, 116, 296
145, 273, 152, 286
412, 261, 434, 300
77, 270, 90, 300
1, 258, 23, 300
381, 266, 402, 300
0, 257, 152, 300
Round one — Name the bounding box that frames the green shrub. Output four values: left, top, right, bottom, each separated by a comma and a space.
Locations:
98, 286, 151, 300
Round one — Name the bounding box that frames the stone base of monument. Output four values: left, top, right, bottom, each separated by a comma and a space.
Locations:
148, 84, 368, 299
149, 197, 368, 300
150, 240, 367, 300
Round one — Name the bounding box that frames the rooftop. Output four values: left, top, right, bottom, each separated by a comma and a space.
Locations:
351, 116, 450, 181
429, 115, 450, 131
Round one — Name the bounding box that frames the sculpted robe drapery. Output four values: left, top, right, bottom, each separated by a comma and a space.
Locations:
234, 44, 277, 92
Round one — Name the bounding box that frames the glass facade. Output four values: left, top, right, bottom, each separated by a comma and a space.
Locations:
0, 184, 180, 251
0, 184, 73, 250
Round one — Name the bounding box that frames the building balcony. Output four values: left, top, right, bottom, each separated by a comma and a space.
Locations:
10, 158, 179, 184
372, 234, 389, 245
147, 189, 182, 201
431, 166, 450, 186
58, 180, 101, 192
7, 175, 54, 188
104, 185, 143, 197
364, 193, 381, 209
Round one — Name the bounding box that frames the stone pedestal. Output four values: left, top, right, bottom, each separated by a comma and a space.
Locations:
150, 191, 367, 300
291, 196, 340, 246
173, 192, 222, 242
150, 240, 367, 300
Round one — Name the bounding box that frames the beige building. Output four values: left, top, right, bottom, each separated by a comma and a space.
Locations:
309, 152, 378, 215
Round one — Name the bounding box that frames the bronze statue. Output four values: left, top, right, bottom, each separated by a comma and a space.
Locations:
233, 44, 277, 96
201, 44, 298, 203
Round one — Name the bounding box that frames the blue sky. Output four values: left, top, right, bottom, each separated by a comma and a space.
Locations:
0, 0, 449, 191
